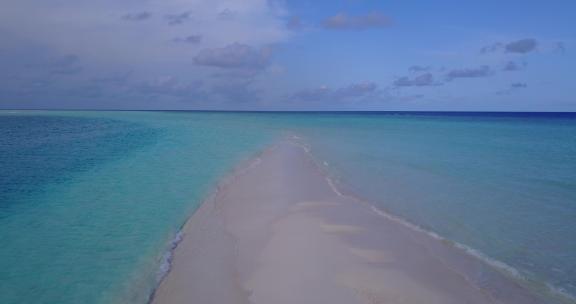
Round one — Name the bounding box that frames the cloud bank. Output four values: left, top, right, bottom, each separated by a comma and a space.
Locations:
0, 0, 290, 107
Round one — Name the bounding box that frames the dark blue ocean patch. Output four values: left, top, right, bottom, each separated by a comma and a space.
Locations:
0, 115, 160, 212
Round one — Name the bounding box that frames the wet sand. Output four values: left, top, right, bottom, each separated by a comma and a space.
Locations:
152, 140, 549, 304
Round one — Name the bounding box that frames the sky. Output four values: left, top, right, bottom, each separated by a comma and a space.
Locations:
0, 0, 574, 111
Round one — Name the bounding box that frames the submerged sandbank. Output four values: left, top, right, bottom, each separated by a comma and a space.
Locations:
152, 140, 551, 304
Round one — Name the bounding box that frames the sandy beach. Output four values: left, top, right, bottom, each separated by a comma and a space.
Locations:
151, 140, 548, 304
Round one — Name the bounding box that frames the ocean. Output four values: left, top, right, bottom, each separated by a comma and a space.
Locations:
0, 111, 275, 304
0, 111, 575, 303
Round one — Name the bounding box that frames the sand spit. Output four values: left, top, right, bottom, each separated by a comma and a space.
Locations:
152, 141, 549, 304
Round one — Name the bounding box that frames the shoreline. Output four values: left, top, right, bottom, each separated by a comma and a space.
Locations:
151, 139, 559, 304
147, 142, 276, 303
301, 139, 575, 304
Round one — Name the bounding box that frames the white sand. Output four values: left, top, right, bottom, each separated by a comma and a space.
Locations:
152, 141, 547, 304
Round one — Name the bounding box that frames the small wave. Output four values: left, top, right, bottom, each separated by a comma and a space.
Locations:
293, 139, 344, 198
288, 137, 311, 153
545, 283, 576, 303
294, 137, 576, 303
156, 230, 184, 284
300, 144, 311, 153
326, 177, 344, 197
152, 145, 273, 292
146, 229, 185, 304
369, 200, 575, 303
371, 203, 523, 278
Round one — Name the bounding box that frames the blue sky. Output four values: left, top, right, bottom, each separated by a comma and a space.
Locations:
0, 0, 574, 110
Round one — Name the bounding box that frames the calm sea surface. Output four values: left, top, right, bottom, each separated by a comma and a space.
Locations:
0, 111, 575, 303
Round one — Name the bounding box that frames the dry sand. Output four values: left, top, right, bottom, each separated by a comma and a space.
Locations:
152, 141, 548, 304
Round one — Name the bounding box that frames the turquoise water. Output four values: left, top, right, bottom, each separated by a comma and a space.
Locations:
293, 113, 576, 301
1, 111, 575, 303
0, 111, 276, 304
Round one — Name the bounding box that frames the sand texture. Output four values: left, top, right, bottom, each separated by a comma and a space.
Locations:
152, 141, 547, 304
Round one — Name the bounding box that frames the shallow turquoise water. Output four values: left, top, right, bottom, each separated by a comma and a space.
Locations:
0, 111, 276, 304
294, 113, 576, 301
1, 111, 575, 303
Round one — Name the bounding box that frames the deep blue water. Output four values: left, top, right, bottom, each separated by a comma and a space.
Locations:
0, 116, 159, 211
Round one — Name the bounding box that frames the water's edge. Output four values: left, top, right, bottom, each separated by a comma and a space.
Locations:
151, 135, 575, 304
147, 141, 280, 303
297, 137, 576, 304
